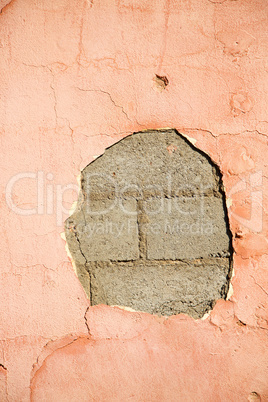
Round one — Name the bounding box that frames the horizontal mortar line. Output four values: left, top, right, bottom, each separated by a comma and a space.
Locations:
86, 257, 231, 264
81, 191, 222, 196
82, 195, 223, 202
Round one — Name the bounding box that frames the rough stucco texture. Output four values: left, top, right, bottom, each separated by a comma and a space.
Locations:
0, 0, 268, 400
65, 129, 232, 318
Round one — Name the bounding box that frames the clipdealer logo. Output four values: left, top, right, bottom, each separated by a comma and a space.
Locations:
5, 170, 264, 233
5, 171, 79, 226
228, 170, 263, 233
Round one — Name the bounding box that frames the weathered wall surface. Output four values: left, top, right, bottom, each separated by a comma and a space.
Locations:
0, 0, 267, 400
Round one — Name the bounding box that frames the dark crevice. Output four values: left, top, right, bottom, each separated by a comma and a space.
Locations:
84, 306, 91, 335
137, 200, 147, 259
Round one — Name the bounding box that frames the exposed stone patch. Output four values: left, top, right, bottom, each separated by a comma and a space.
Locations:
65, 129, 232, 318
89, 259, 229, 319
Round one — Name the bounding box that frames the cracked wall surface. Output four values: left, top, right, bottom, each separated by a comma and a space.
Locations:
66, 129, 232, 318
0, 0, 267, 400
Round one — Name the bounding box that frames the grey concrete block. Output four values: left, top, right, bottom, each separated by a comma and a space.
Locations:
81, 130, 221, 200
88, 259, 230, 318
66, 199, 139, 262
145, 197, 230, 260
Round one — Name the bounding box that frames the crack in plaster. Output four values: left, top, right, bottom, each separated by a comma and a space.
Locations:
22, 62, 49, 70
0, 0, 13, 14
48, 70, 58, 127
77, 0, 93, 65
207, 0, 227, 4
77, 2, 86, 65
20, 64, 76, 142
157, 0, 171, 74
250, 275, 268, 297
239, 253, 268, 261
1, 2, 267, 398
75, 87, 131, 121
0, 336, 53, 343
25, 321, 265, 402
73, 228, 87, 265
84, 307, 91, 335
182, 128, 268, 139
30, 336, 81, 386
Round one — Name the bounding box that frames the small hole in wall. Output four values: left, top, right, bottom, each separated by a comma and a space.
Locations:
153, 74, 169, 91
248, 392, 261, 401
65, 129, 233, 319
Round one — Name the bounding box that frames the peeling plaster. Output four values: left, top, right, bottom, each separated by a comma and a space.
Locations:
1, 0, 268, 399
65, 129, 233, 318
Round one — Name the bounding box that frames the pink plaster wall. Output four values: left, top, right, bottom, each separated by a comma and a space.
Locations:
0, 0, 267, 400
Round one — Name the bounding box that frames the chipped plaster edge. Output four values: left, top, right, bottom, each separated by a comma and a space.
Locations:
60, 173, 82, 276
62, 127, 234, 320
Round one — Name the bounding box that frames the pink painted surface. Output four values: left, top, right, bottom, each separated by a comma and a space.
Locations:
0, 0, 267, 400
